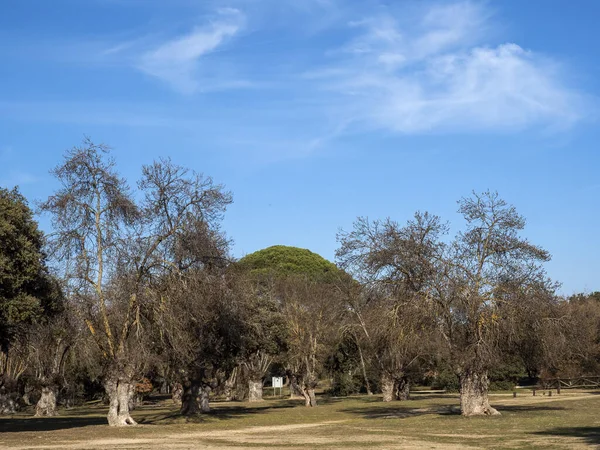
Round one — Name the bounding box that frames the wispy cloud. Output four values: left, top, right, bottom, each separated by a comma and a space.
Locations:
136, 8, 245, 93
308, 1, 588, 134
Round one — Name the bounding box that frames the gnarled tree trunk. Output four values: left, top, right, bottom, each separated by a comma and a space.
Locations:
35, 387, 57, 417
243, 351, 271, 402
104, 377, 137, 426
395, 377, 410, 401
0, 392, 17, 414
381, 372, 394, 402
180, 380, 200, 415
301, 386, 317, 407
459, 370, 500, 416
224, 368, 238, 401
288, 373, 303, 399
199, 385, 211, 413
248, 379, 263, 402
172, 382, 183, 405
127, 382, 138, 411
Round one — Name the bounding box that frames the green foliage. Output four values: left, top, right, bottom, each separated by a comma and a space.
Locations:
326, 336, 364, 396
429, 368, 460, 392
237, 245, 345, 283
0, 187, 62, 351
328, 372, 363, 397
489, 359, 526, 391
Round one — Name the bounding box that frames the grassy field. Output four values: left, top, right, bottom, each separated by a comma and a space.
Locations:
1, 389, 600, 449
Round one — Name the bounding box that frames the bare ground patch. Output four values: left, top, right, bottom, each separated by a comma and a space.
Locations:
3, 421, 472, 450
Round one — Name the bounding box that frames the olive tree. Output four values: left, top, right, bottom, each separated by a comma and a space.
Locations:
338, 192, 553, 416
336, 212, 444, 402
41, 139, 232, 425
156, 268, 246, 415
437, 192, 552, 416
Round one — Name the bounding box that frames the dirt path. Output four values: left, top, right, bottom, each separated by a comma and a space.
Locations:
3, 421, 471, 450
3, 393, 598, 449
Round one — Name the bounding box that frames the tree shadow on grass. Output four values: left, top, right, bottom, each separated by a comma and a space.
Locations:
0, 415, 107, 433
341, 403, 566, 420
0, 398, 305, 431
532, 427, 600, 445
340, 405, 446, 419
496, 405, 566, 413
140, 401, 300, 425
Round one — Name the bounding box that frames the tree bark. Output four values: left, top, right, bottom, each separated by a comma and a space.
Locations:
301, 386, 317, 407
180, 381, 200, 415
105, 377, 137, 426
459, 370, 500, 416
199, 385, 211, 413
307, 388, 317, 407
172, 382, 183, 405
224, 369, 237, 401
357, 344, 373, 395
381, 372, 394, 402
248, 379, 264, 402
127, 382, 137, 411
288, 374, 303, 399
0, 393, 17, 414
395, 377, 410, 401
35, 387, 58, 417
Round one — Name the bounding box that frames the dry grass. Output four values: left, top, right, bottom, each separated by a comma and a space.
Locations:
1, 389, 599, 449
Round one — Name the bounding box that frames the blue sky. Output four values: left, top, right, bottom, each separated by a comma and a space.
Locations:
1, 0, 598, 295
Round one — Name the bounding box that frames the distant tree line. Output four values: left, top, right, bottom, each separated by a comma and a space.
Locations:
1, 139, 599, 424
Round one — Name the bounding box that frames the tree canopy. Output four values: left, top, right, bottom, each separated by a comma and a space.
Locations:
0, 187, 62, 352
237, 245, 344, 283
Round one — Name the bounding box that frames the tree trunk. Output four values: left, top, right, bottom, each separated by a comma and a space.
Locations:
127, 382, 137, 411
301, 386, 317, 407
248, 379, 263, 402
172, 382, 183, 405
35, 387, 57, 417
105, 378, 137, 426
357, 344, 373, 395
224, 369, 237, 401
180, 381, 200, 415
307, 388, 317, 407
289, 374, 303, 399
395, 377, 410, 401
0, 393, 17, 414
381, 373, 394, 402
199, 385, 211, 413
459, 370, 500, 416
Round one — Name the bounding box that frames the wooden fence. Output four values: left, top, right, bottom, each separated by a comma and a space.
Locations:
542, 376, 600, 391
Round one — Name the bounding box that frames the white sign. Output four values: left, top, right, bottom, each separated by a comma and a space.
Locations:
272, 377, 283, 388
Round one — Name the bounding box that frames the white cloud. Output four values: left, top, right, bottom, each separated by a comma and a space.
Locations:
137, 8, 245, 93
310, 1, 587, 133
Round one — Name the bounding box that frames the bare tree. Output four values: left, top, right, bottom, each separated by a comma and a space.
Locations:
337, 212, 444, 402
277, 277, 342, 407
237, 278, 286, 402
41, 139, 232, 425
26, 312, 77, 416
156, 269, 244, 415
433, 192, 551, 415
338, 192, 553, 416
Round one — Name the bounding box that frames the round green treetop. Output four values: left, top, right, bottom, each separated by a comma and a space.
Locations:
237, 245, 345, 283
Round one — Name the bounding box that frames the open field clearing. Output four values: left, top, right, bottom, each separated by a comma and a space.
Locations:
2, 390, 600, 449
